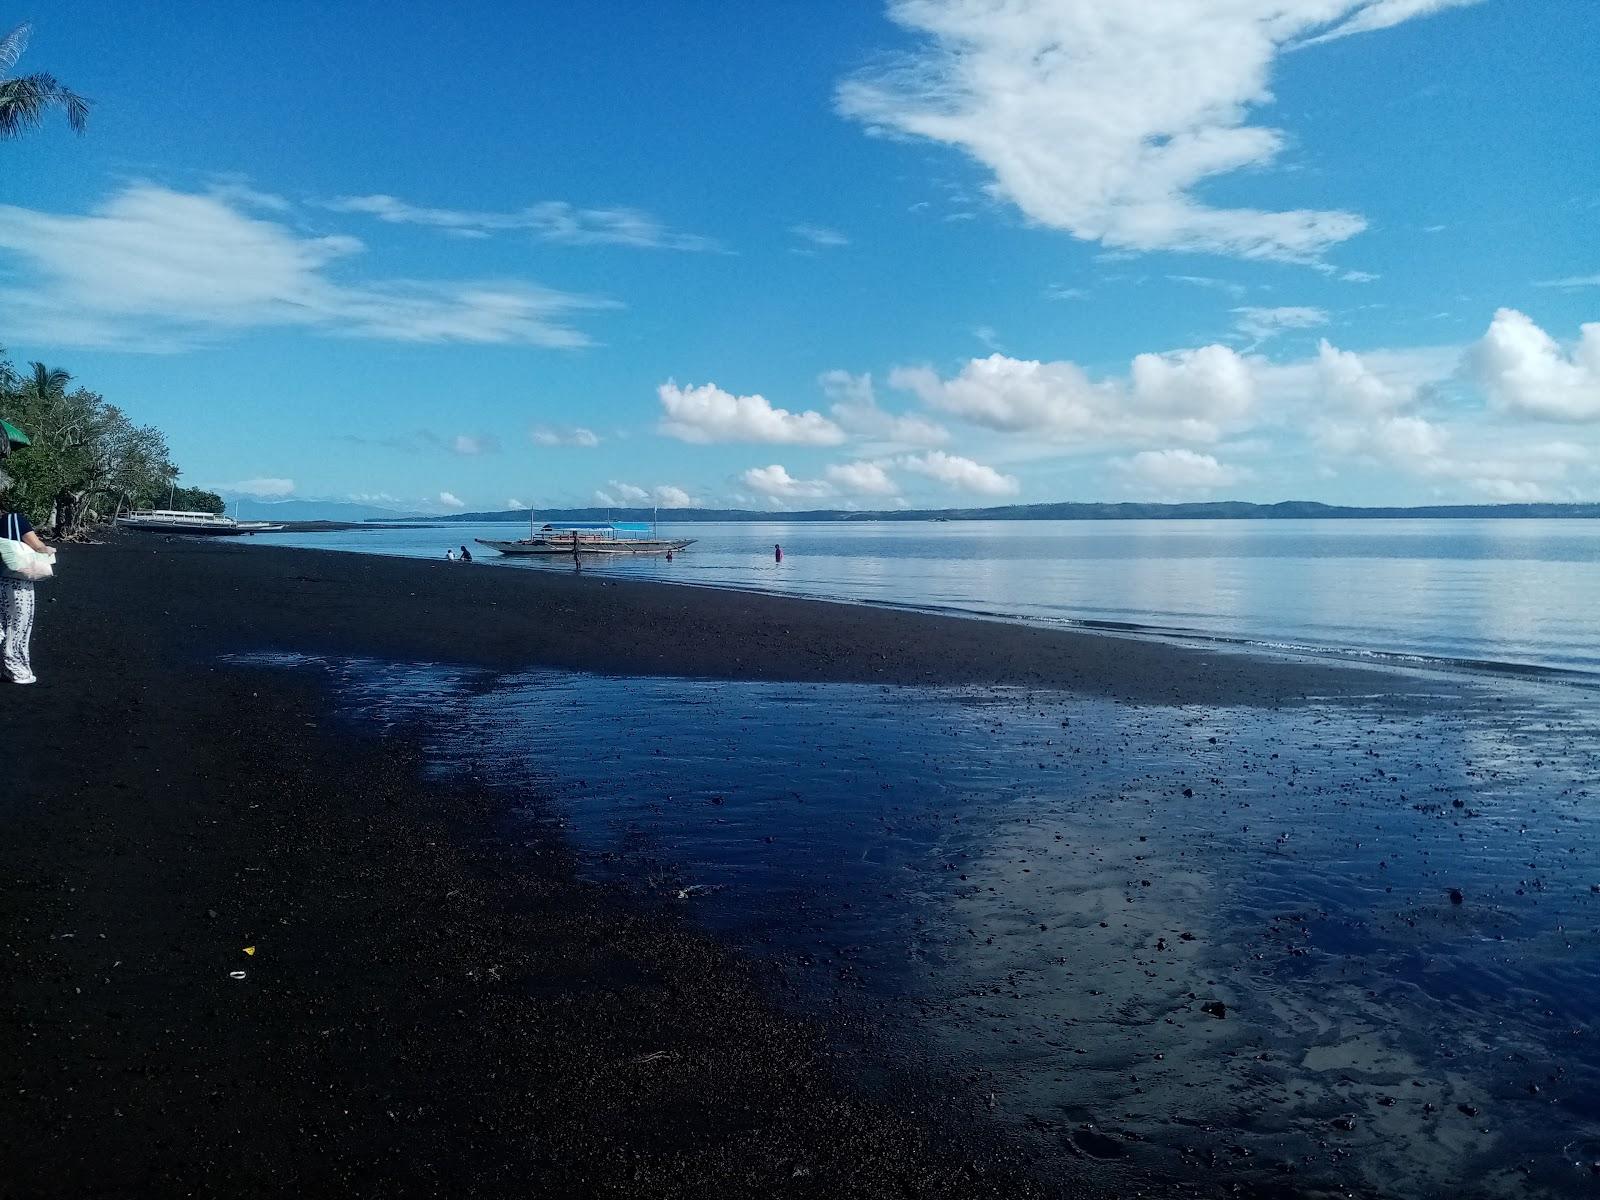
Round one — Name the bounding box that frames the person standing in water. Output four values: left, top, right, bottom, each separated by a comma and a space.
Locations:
1, 472, 54, 685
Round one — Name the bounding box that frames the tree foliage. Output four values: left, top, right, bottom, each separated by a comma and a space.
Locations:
0, 348, 198, 533
0, 23, 90, 140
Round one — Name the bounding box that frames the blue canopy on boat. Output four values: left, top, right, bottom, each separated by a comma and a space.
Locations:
539, 521, 654, 532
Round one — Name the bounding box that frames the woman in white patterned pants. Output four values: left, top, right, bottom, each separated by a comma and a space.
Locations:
1, 575, 36, 684
2, 495, 52, 685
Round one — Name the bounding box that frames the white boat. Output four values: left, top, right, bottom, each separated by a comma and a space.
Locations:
477, 519, 694, 557
116, 509, 285, 535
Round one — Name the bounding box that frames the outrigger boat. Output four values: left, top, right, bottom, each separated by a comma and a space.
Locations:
116, 509, 285, 535
476, 518, 695, 557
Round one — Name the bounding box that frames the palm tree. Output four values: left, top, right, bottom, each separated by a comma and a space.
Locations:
0, 24, 90, 140
22, 361, 72, 404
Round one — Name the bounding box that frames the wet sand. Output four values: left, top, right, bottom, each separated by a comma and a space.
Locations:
0, 536, 1458, 1197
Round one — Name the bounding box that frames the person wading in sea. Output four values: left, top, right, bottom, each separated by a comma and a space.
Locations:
0, 470, 55, 685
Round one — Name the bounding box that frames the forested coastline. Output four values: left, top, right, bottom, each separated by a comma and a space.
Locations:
0, 349, 222, 535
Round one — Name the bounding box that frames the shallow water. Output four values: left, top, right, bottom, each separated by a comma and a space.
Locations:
233, 652, 1600, 1197
248, 518, 1600, 676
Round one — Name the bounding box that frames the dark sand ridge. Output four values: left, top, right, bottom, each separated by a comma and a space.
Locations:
1, 537, 1407, 1198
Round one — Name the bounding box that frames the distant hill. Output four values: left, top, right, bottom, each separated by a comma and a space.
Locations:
437, 500, 1600, 524
233, 499, 427, 523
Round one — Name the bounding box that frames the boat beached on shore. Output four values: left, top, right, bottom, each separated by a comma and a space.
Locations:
116, 509, 286, 535
477, 519, 694, 557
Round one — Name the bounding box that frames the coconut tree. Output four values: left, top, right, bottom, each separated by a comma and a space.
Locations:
0, 24, 90, 139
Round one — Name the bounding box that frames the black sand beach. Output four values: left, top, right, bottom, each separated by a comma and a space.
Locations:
0, 537, 1456, 1197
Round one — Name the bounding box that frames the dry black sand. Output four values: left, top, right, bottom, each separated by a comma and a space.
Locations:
0, 536, 1394, 1198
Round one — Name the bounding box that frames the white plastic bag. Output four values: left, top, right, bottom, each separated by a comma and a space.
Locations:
0, 536, 52, 582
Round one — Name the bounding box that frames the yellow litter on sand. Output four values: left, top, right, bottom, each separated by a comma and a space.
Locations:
243, 946, 256, 956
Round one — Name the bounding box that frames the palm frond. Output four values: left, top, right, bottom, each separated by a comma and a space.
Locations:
0, 23, 29, 77
0, 73, 91, 138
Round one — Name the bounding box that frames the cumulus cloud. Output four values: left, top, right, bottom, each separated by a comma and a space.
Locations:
593, 481, 695, 508
215, 477, 294, 497
1313, 338, 1417, 413
820, 370, 949, 447
0, 184, 615, 351
1120, 449, 1243, 494
838, 2, 1478, 263
741, 464, 838, 502
1470, 308, 1600, 422
653, 485, 695, 508
507, 497, 527, 510
438, 491, 466, 510
658, 381, 846, 445
891, 345, 1256, 445
531, 426, 601, 447
325, 194, 723, 252
897, 451, 1018, 496
824, 460, 898, 495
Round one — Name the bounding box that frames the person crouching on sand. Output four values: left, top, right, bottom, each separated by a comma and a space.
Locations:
459, 545, 472, 563
0, 472, 54, 685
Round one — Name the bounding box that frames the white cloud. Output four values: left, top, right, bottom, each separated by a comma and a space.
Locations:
1470, 308, 1600, 422
1233, 305, 1329, 344
0, 184, 615, 351
824, 460, 898, 495
326, 194, 722, 252
594, 481, 694, 508
653, 485, 695, 508
507, 497, 527, 510
838, 2, 1476, 262
897, 451, 1019, 496
1305, 334, 1592, 499
349, 491, 402, 505
1300, 0, 1485, 45
1313, 338, 1416, 413
450, 433, 499, 456
741, 464, 837, 502
892, 345, 1255, 444
821, 370, 950, 447
790, 223, 849, 248
438, 491, 466, 510
658, 381, 846, 445
215, 477, 295, 497
1120, 449, 1243, 494
1536, 274, 1600, 290
530, 426, 601, 447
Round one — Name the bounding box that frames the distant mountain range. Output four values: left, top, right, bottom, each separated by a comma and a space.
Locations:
232, 499, 427, 523
427, 500, 1600, 524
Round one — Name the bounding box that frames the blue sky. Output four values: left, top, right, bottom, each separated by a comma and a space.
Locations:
2, 0, 1598, 511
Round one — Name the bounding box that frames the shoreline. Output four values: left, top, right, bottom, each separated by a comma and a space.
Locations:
113, 534, 1401, 705
251, 530, 1600, 687
1, 535, 1459, 1196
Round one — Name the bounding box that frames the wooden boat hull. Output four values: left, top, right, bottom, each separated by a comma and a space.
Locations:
476, 537, 696, 557
117, 519, 285, 535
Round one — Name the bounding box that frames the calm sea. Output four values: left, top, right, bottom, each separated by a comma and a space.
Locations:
250, 518, 1600, 676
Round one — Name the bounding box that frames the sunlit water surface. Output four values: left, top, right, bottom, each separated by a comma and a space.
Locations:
249, 518, 1600, 676
232, 652, 1600, 1198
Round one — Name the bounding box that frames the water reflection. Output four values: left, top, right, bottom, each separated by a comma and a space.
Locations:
251, 518, 1600, 672
232, 652, 1600, 1197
